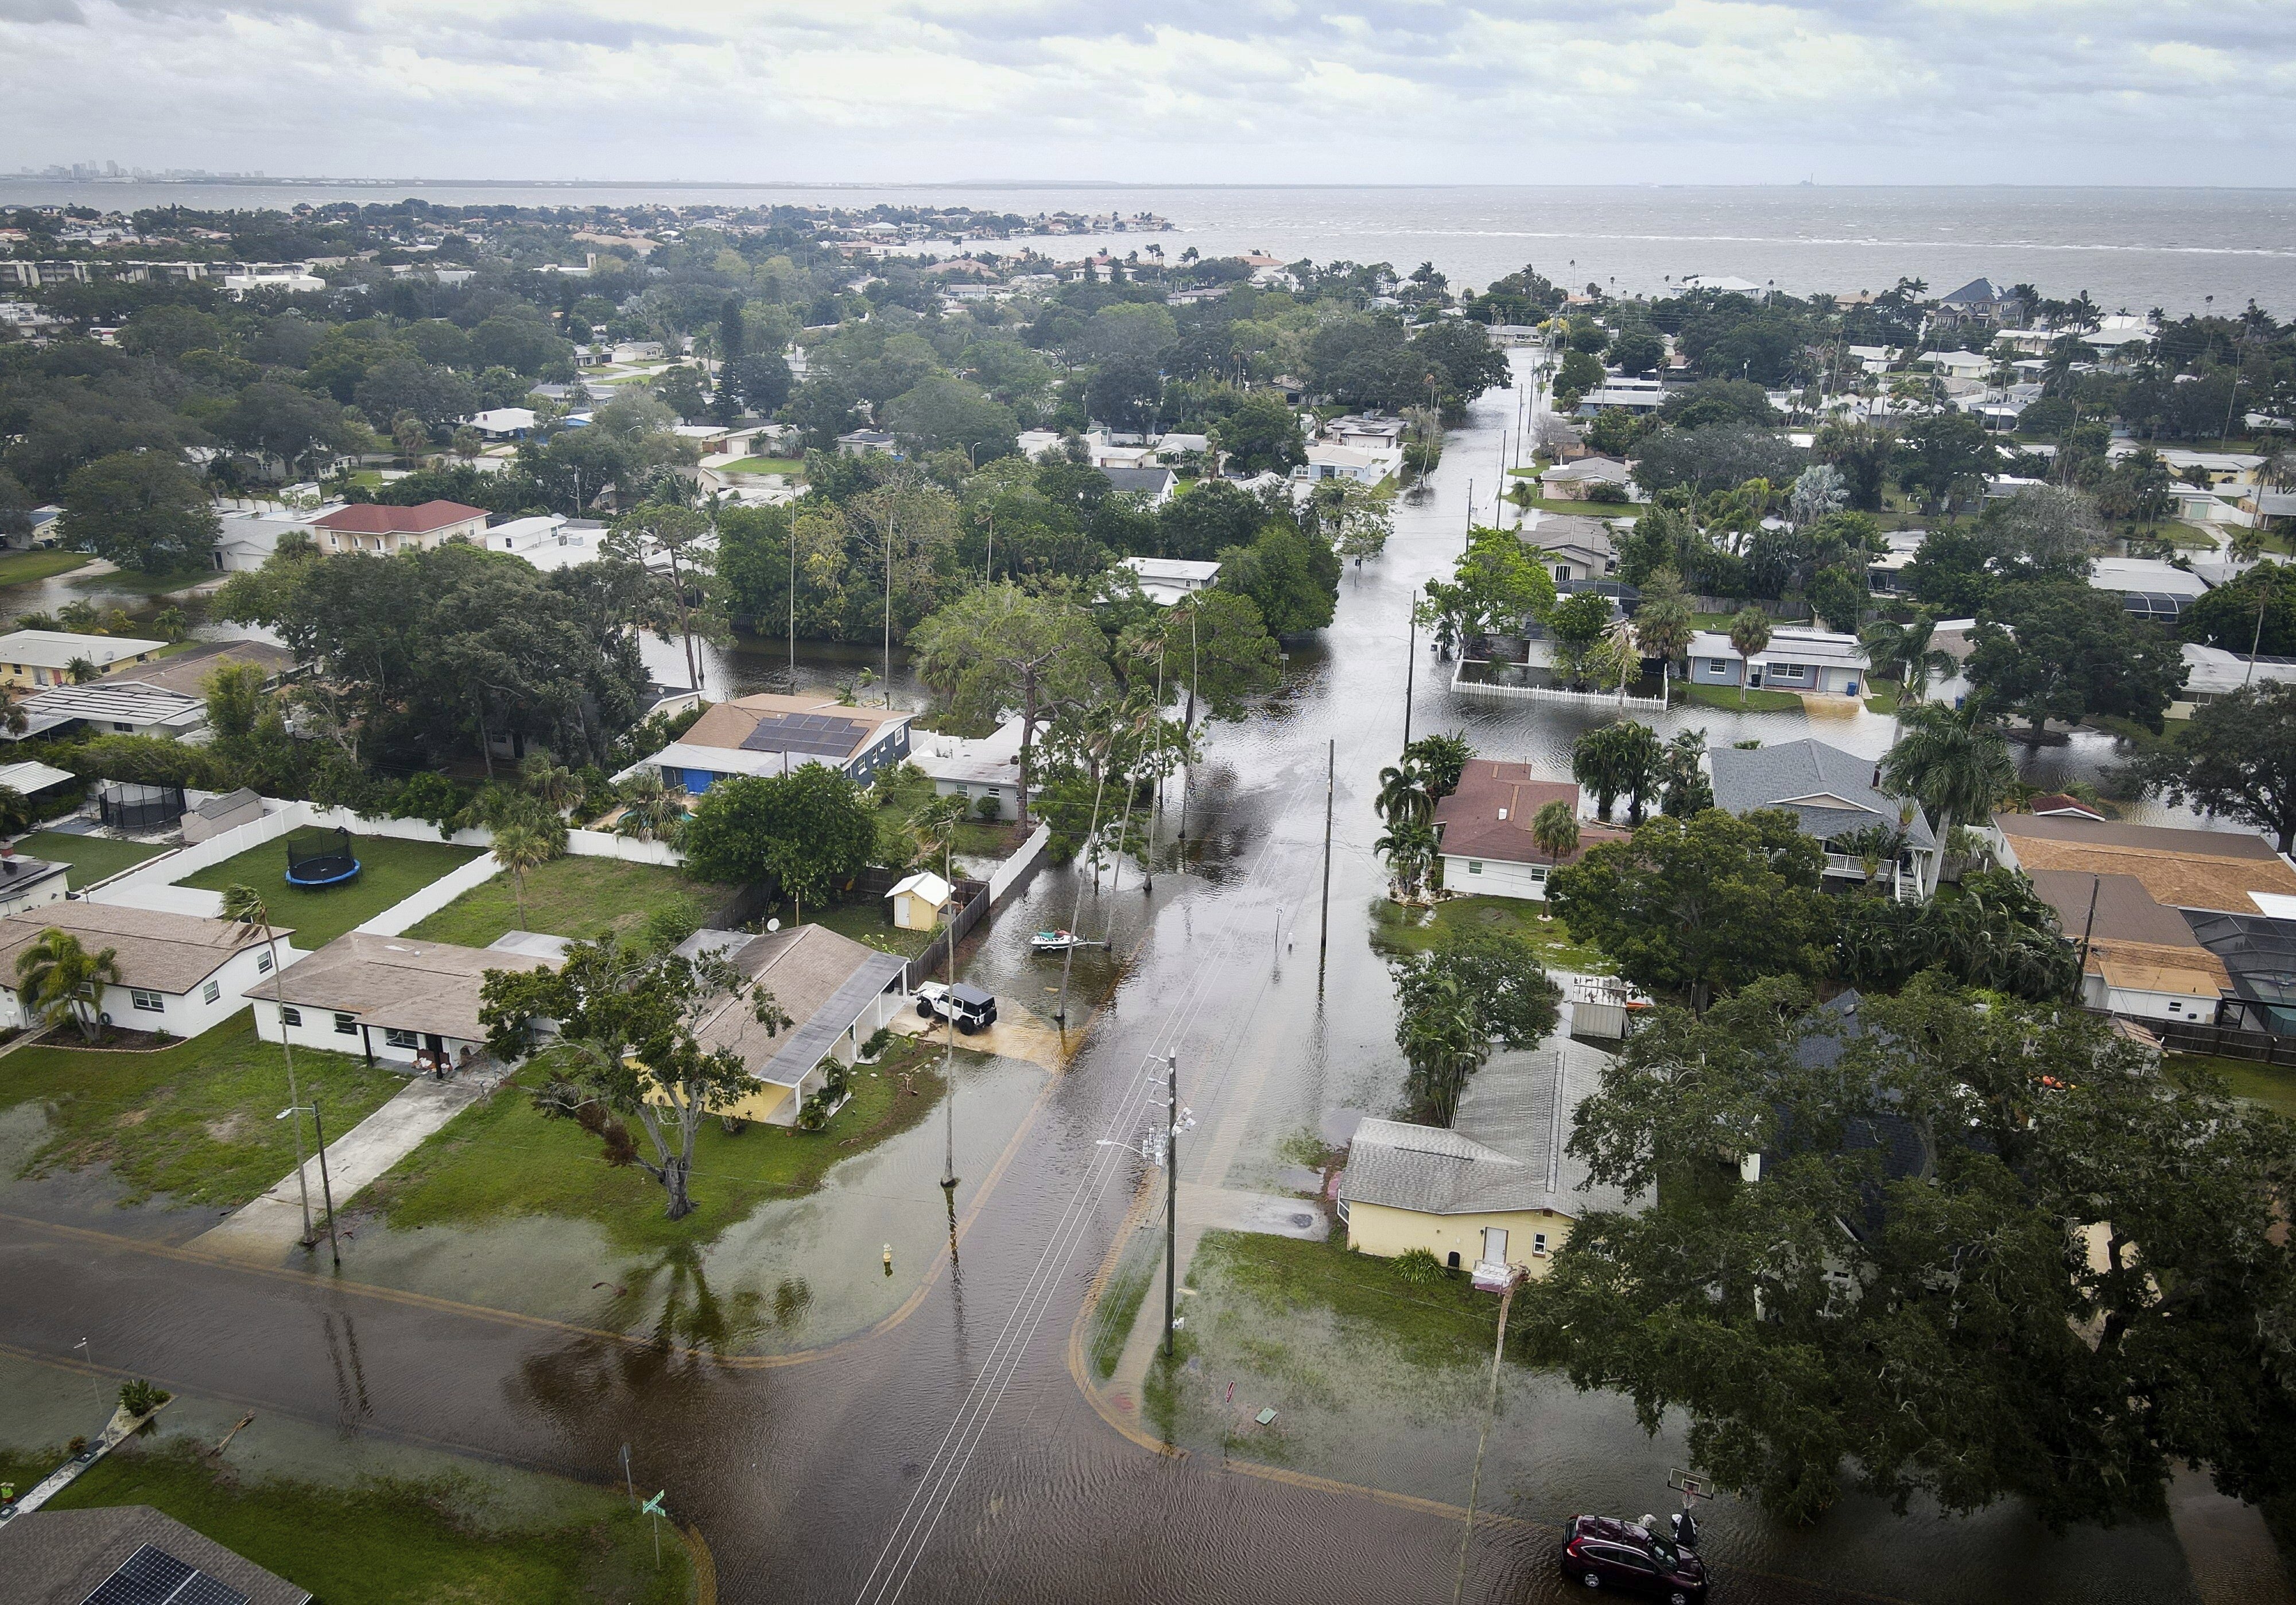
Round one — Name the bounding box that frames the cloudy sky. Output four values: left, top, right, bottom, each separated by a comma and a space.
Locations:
3, 0, 2293, 186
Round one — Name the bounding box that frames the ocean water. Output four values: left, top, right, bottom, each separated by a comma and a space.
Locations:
7, 181, 2296, 317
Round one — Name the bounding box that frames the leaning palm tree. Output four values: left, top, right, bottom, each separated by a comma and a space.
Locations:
1727, 605, 1773, 708
221, 883, 315, 1246
1882, 699, 2018, 835
491, 823, 556, 930
14, 928, 122, 1043
1860, 612, 1955, 706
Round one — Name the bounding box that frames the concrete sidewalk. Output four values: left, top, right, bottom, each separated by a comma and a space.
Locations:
191, 1071, 493, 1257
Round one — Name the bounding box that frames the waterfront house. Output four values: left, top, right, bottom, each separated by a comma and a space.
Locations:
1117, 556, 1221, 605
910, 714, 1026, 821
1708, 738, 1940, 899
1685, 625, 1868, 697
631, 692, 912, 795
1538, 456, 1632, 501
1337, 1046, 1631, 1278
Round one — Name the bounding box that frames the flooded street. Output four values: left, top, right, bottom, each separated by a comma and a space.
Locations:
0, 353, 2247, 1603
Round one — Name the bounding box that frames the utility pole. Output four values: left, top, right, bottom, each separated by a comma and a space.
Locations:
941, 838, 959, 1191
1403, 590, 1418, 752
2248, 586, 2269, 690
1452, 1268, 1524, 1605
1163, 1052, 1179, 1361
2077, 874, 2101, 994
1317, 738, 1333, 993
280, 1098, 341, 1269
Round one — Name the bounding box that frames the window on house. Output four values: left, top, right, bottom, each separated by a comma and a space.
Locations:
202, 980, 220, 1005
1467, 860, 1483, 875
1533, 1231, 1550, 1256
130, 989, 164, 1012
255, 949, 273, 973
1529, 865, 1549, 882
383, 1028, 419, 1049
333, 1012, 356, 1035
281, 1006, 302, 1027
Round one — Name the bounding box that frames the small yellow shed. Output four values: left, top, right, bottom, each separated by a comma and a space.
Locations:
886, 870, 957, 933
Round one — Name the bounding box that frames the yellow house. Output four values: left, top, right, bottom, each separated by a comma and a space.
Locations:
1337, 1047, 1631, 1279
0, 628, 166, 690
674, 924, 912, 1127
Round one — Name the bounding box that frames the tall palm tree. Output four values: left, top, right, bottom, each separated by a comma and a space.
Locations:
1398, 972, 1490, 1127
491, 823, 556, 930
614, 770, 687, 844
1860, 612, 1955, 706
1374, 819, 1438, 902
221, 883, 313, 1245
1883, 699, 2016, 834
1728, 605, 1773, 707
1530, 800, 1578, 918
1633, 569, 1697, 706
14, 928, 121, 1043
519, 751, 581, 817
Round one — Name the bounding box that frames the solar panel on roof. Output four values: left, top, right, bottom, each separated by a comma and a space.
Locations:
737, 712, 867, 756
84, 1544, 250, 1605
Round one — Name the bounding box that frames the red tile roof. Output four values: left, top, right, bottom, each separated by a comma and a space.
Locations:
1432, 761, 1627, 866
312, 500, 487, 535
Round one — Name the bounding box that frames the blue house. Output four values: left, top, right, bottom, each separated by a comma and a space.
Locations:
635, 693, 912, 795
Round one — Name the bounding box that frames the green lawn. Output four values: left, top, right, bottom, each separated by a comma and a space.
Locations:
174, 831, 483, 949
19, 1439, 687, 1605
0, 549, 93, 585
794, 896, 933, 961
1089, 1237, 1161, 1381
0, 1016, 401, 1207
2167, 1054, 2296, 1119
1863, 679, 1907, 716
369, 1037, 948, 1252
720, 454, 804, 476
1190, 1230, 1499, 1373
405, 855, 731, 949
12, 830, 169, 891
1679, 681, 1808, 713
1369, 892, 1614, 974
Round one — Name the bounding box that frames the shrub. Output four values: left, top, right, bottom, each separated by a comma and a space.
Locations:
1584, 480, 1631, 505
972, 795, 1002, 821
1392, 1247, 1447, 1285
860, 1026, 894, 1062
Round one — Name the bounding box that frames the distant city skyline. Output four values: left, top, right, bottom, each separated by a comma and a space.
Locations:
2, 2, 2293, 188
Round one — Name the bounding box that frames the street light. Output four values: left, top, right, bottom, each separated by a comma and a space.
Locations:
277, 1099, 340, 1269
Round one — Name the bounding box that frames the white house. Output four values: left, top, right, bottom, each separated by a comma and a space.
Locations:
0, 902, 292, 1037
1538, 457, 1633, 501
1118, 556, 1221, 605
1522, 516, 1616, 584
1322, 414, 1408, 452
483, 515, 611, 572
1298, 443, 1395, 484
910, 716, 1027, 822
0, 844, 71, 917
250, 931, 547, 1070
7, 681, 209, 743
1686, 625, 1869, 697
1431, 762, 1624, 903
464, 407, 538, 439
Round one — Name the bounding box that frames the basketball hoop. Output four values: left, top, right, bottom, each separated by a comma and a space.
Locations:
1667, 1468, 1716, 1503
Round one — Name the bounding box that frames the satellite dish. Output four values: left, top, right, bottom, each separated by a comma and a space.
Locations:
766, 918, 782, 932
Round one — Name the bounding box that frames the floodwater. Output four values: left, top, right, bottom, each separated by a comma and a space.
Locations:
0, 352, 2261, 1603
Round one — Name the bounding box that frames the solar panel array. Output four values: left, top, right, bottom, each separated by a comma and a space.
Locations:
83, 1544, 250, 1605
738, 712, 867, 756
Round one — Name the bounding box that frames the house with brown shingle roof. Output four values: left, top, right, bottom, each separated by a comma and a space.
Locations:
2024, 868, 2232, 1027
1432, 760, 1625, 902
0, 901, 288, 1038
1991, 813, 2296, 914
247, 931, 552, 1070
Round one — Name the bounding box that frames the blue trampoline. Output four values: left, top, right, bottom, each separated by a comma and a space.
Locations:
285, 826, 362, 888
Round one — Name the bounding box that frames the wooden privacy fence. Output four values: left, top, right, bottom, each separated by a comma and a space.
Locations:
850, 866, 992, 992
2123, 1016, 2296, 1067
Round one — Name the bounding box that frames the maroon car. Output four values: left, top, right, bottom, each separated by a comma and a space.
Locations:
1559, 1515, 1709, 1603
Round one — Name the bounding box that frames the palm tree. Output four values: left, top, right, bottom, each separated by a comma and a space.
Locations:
1860, 612, 1954, 706
1374, 819, 1438, 901
1883, 699, 2016, 835
519, 751, 581, 817
491, 823, 556, 930
65, 656, 98, 685
1530, 800, 1578, 918
1633, 569, 1697, 706
1397, 973, 1490, 1127
1727, 605, 1773, 707
14, 928, 122, 1043
614, 770, 688, 844
1572, 722, 1663, 825
1375, 764, 1434, 830
222, 883, 315, 1245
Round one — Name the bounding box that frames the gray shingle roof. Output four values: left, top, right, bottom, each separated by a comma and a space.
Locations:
1708, 738, 1938, 852
1337, 1047, 1634, 1219
692, 924, 909, 1087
